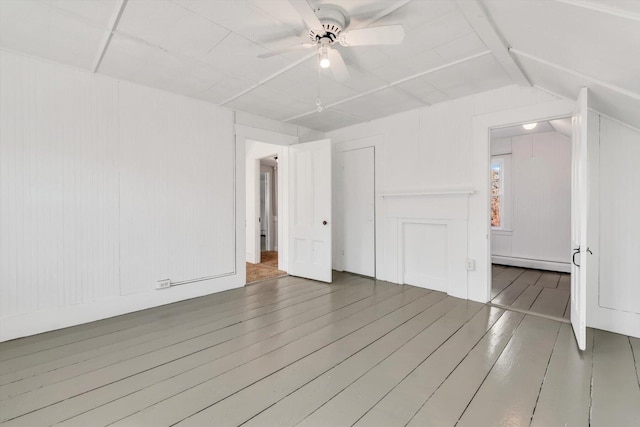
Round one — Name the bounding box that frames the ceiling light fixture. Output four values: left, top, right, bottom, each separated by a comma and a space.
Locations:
319, 50, 330, 68
522, 123, 538, 130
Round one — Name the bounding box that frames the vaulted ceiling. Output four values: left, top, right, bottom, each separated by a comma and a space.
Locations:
1, 0, 639, 131
491, 118, 572, 139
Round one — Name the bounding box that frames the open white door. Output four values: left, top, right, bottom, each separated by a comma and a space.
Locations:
289, 139, 332, 282
570, 87, 589, 350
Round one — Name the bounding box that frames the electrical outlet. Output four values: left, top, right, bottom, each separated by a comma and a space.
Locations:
465, 259, 476, 271
156, 279, 171, 290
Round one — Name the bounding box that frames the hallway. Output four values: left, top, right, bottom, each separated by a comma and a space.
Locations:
246, 251, 287, 284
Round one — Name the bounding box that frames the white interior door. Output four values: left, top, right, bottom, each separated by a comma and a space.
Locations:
289, 139, 332, 282
570, 87, 589, 350
342, 147, 375, 277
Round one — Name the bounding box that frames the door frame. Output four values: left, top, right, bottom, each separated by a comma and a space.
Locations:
470, 99, 575, 303
334, 135, 382, 276
237, 125, 297, 276
339, 146, 376, 277
248, 149, 286, 268
487, 115, 572, 273
485, 111, 575, 301
259, 163, 275, 252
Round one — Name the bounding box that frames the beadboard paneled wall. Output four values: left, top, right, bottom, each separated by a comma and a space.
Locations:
118, 81, 235, 295
0, 50, 240, 341
328, 85, 640, 337
491, 131, 572, 270
328, 85, 559, 295
0, 50, 121, 317
598, 117, 640, 315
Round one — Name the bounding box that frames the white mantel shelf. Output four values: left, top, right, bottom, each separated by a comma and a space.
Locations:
379, 189, 475, 198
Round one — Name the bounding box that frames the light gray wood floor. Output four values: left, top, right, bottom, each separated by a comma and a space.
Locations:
1, 272, 639, 426
491, 264, 572, 320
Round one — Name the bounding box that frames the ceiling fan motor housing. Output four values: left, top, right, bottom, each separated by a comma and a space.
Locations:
308, 7, 345, 43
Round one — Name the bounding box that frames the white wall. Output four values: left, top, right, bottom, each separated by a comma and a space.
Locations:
2, 48, 637, 340
491, 131, 572, 271
587, 116, 640, 337
0, 50, 325, 341
0, 49, 243, 341
329, 85, 560, 299
329, 84, 639, 337
117, 81, 237, 292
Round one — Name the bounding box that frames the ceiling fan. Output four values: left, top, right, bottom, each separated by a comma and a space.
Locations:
257, 0, 405, 82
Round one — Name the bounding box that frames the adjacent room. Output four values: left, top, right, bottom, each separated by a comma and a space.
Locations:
245, 155, 287, 283
490, 119, 573, 319
1, 1, 639, 426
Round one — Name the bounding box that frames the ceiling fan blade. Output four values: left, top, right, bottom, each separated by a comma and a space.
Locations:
340, 25, 405, 46
289, 0, 325, 34
327, 48, 350, 82
357, 1, 410, 28
258, 43, 316, 58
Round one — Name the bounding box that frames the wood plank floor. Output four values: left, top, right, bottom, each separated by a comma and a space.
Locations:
491, 264, 571, 319
1, 272, 639, 426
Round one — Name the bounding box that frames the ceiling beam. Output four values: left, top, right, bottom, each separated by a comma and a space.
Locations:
454, 0, 530, 86
554, 0, 640, 22
358, 0, 411, 27
326, 107, 370, 123
220, 51, 316, 106
92, 0, 128, 73
533, 84, 640, 133
510, 48, 640, 101
284, 50, 492, 122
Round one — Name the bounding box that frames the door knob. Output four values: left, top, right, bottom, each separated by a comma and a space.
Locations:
322, 220, 328, 225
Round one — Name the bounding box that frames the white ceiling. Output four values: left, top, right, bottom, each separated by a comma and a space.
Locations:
491, 117, 572, 139
1, 0, 639, 132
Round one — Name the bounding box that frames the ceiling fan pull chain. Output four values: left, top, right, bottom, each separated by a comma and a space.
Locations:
316, 58, 323, 112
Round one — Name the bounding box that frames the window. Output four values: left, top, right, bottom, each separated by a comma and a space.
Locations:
491, 159, 503, 228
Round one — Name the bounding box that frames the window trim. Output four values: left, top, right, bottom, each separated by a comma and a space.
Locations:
491, 158, 504, 230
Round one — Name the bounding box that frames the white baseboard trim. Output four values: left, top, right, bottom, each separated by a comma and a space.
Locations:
588, 305, 640, 339
0, 274, 244, 342
492, 256, 571, 273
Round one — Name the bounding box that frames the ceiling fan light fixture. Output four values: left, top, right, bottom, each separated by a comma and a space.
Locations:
522, 123, 538, 130
319, 50, 330, 68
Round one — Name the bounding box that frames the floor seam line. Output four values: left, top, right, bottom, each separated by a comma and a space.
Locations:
528, 323, 562, 426
453, 313, 527, 426
487, 303, 571, 324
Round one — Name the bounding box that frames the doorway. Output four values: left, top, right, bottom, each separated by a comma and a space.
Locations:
488, 118, 573, 320
260, 158, 277, 252
245, 139, 288, 284
246, 156, 286, 283
242, 134, 333, 284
